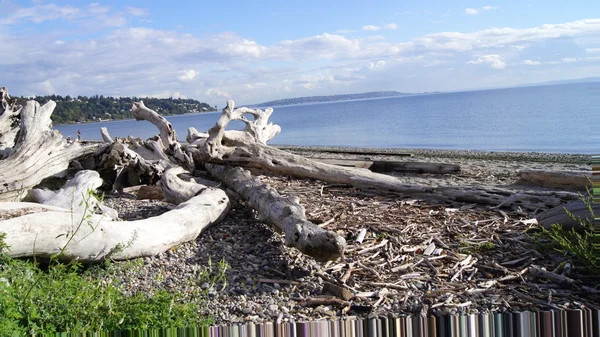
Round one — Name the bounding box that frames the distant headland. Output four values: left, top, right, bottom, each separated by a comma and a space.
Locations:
251, 91, 437, 107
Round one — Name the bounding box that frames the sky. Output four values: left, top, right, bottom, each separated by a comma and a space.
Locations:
1, 0, 600, 105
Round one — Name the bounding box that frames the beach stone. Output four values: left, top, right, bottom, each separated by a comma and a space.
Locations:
136, 185, 164, 200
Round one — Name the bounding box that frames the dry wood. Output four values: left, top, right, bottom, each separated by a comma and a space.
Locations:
535, 200, 599, 231
0, 188, 229, 261
0, 97, 100, 201
205, 164, 346, 261
517, 169, 591, 190
159, 166, 207, 204
528, 265, 576, 287
100, 127, 113, 143
29, 170, 117, 219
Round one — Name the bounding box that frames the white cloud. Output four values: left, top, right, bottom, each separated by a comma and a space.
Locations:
467, 55, 506, 69
204, 88, 230, 98
367, 60, 386, 69
0, 3, 598, 104
464, 8, 479, 15
0, 3, 80, 25
561, 57, 578, 62
178, 69, 199, 81
362, 23, 398, 31
335, 29, 355, 34
363, 25, 381, 31
465, 5, 498, 16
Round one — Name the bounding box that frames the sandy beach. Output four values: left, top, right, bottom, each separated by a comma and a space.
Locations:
101, 147, 596, 325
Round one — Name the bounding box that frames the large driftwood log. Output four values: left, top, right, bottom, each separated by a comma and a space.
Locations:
517, 169, 591, 190
0, 93, 100, 201
206, 164, 346, 261
0, 187, 229, 261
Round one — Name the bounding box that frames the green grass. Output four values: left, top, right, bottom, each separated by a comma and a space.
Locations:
0, 233, 213, 335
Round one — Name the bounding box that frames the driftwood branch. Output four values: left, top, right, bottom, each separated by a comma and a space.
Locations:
206, 164, 346, 261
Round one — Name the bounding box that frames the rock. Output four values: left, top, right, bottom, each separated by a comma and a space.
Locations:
136, 185, 164, 200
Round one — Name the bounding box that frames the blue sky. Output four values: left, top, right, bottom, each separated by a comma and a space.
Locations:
1, 0, 599, 105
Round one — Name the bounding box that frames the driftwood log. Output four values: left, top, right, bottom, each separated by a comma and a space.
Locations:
536, 200, 599, 231
0, 187, 229, 261
206, 164, 346, 261
517, 169, 591, 190
0, 89, 100, 202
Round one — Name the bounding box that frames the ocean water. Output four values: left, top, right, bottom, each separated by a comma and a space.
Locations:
55, 82, 599, 154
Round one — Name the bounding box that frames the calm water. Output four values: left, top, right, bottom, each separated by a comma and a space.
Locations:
55, 82, 599, 154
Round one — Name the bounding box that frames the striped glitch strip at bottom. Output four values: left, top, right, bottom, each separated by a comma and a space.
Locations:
204, 308, 599, 337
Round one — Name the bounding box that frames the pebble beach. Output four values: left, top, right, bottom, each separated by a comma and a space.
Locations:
100, 146, 595, 325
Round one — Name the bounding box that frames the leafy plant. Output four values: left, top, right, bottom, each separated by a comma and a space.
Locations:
191, 256, 230, 295
532, 190, 598, 273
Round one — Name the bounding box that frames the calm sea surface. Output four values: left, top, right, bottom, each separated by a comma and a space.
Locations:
55, 82, 599, 154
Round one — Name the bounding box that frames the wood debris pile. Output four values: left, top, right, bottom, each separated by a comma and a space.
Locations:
260, 174, 599, 315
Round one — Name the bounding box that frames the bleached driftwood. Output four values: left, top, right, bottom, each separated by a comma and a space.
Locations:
131, 101, 193, 169
0, 95, 100, 202
206, 164, 346, 261
159, 166, 208, 204
100, 127, 113, 143
194, 101, 427, 195
95, 141, 167, 192
0, 188, 229, 261
517, 169, 591, 190
29, 170, 118, 219
0, 87, 20, 158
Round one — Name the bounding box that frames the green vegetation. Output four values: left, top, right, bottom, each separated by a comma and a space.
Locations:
0, 190, 213, 335
189, 257, 230, 296
532, 192, 598, 273
459, 241, 496, 255
16, 94, 216, 125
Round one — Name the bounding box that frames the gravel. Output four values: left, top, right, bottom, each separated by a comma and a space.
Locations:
97, 147, 595, 325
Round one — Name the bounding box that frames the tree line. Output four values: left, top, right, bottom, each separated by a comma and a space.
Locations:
16, 94, 217, 125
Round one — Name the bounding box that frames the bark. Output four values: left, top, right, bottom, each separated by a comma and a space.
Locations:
0, 97, 100, 201
0, 188, 230, 261
206, 164, 346, 261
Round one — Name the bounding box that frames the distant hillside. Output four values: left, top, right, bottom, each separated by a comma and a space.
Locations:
18, 95, 217, 125
253, 91, 415, 107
